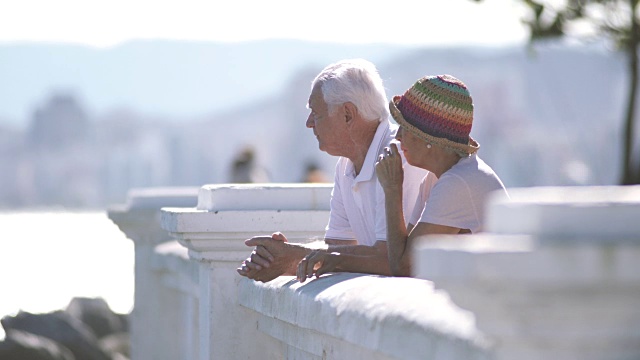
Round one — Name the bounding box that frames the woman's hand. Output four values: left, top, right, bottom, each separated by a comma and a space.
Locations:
296, 249, 341, 283
375, 143, 404, 192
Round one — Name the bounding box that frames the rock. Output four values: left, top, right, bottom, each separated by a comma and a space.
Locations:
99, 332, 130, 359
65, 297, 128, 339
1, 310, 112, 360
0, 329, 74, 360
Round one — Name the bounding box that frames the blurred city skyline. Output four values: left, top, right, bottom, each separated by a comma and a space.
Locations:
1, 1, 632, 209
0, 41, 627, 209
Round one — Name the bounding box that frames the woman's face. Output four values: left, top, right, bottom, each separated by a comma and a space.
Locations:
395, 126, 425, 167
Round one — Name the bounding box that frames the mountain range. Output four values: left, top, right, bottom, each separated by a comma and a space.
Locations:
0, 39, 421, 127
0, 39, 631, 208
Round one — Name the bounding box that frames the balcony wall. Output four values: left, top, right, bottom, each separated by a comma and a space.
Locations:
108, 187, 199, 360
415, 186, 640, 360
109, 184, 640, 360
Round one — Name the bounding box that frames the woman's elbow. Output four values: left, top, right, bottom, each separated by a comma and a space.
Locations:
389, 261, 411, 277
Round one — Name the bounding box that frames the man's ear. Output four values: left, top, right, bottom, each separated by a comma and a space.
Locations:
344, 102, 357, 124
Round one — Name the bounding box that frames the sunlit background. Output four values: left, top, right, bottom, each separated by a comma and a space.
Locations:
0, 0, 528, 48
0, 0, 636, 343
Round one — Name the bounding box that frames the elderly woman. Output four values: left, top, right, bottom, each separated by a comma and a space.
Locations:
296, 74, 507, 281
375, 74, 508, 276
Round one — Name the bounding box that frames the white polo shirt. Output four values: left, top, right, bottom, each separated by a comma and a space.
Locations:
324, 120, 433, 246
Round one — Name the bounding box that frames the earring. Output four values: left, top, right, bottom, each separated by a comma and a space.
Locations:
427, 143, 432, 149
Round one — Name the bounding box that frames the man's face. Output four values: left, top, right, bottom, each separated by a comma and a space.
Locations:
306, 84, 348, 156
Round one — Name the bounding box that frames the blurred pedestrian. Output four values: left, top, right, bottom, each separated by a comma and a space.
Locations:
229, 146, 270, 183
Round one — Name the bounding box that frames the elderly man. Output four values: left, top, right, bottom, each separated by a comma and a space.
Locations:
237, 59, 435, 282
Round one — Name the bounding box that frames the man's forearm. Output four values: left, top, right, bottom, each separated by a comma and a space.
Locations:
279, 242, 318, 274
334, 253, 392, 276
325, 238, 379, 255
327, 243, 379, 256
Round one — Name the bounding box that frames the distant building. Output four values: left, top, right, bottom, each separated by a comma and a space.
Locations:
28, 93, 90, 150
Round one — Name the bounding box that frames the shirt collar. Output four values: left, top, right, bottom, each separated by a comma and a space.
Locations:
346, 120, 391, 183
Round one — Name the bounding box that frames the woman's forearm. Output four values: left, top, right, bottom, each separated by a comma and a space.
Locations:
384, 187, 411, 276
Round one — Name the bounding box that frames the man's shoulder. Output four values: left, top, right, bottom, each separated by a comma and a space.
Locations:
382, 121, 399, 145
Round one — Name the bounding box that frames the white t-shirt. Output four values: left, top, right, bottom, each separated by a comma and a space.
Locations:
409, 154, 508, 233
325, 120, 434, 246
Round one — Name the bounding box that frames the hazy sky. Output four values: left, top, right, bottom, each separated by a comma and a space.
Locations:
0, 0, 529, 47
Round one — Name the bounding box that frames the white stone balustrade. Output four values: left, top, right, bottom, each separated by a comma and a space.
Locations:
159, 183, 493, 359
110, 184, 640, 360
108, 187, 199, 360
160, 184, 334, 360
414, 186, 640, 360
239, 274, 491, 359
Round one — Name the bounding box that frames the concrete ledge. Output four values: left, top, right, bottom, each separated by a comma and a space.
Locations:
414, 233, 640, 360
126, 187, 199, 210
415, 234, 640, 284
160, 209, 330, 261
197, 183, 333, 211
486, 185, 640, 240
160, 208, 330, 236
160, 184, 333, 261
239, 274, 491, 360
107, 186, 199, 245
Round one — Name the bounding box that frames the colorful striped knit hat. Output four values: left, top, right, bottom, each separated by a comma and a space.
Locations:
389, 74, 479, 156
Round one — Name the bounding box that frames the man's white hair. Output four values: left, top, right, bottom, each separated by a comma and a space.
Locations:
311, 59, 389, 123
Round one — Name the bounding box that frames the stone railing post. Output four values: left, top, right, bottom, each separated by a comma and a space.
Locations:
160, 184, 333, 360
414, 186, 640, 360
108, 187, 199, 360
